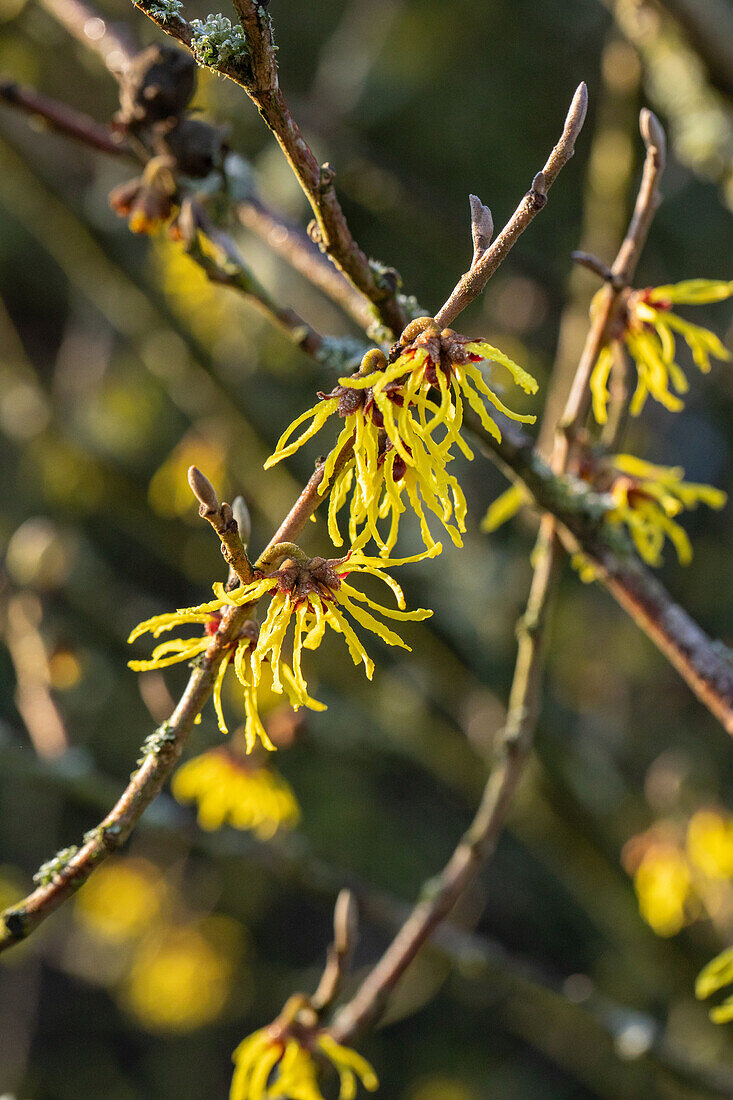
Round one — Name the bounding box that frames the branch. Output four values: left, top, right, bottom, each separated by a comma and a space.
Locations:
237, 195, 378, 336
470, 413, 733, 735
37, 0, 136, 74
434, 82, 588, 328
654, 0, 733, 104
0, 79, 132, 158
131, 0, 406, 337
331, 515, 561, 1042
0, 454, 342, 952
553, 107, 666, 472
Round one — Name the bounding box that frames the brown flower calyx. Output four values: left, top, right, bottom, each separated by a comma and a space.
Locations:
274, 554, 345, 604
393, 317, 483, 384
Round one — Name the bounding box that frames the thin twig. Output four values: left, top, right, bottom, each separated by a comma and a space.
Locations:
37, 0, 136, 74
237, 195, 378, 335
0, 79, 132, 157
331, 514, 561, 1042
188, 465, 254, 587
434, 82, 588, 328
555, 108, 666, 468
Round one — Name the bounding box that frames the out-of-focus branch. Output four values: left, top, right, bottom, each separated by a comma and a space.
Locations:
237, 196, 378, 335
654, 0, 733, 104
434, 82, 588, 328
131, 0, 406, 337
37, 0, 135, 75
3, 593, 69, 760
0, 79, 132, 157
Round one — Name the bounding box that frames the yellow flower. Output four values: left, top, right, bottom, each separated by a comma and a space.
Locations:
696, 947, 733, 1024
590, 279, 733, 423
75, 858, 165, 943
128, 605, 324, 750
634, 844, 692, 937
343, 319, 537, 449
231, 1017, 378, 1100
217, 546, 437, 697
172, 748, 300, 839
686, 811, 733, 880
122, 915, 241, 1033
604, 454, 726, 567
266, 323, 537, 556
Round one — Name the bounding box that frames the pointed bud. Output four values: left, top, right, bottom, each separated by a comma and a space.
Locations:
469, 194, 494, 257
232, 496, 252, 545
188, 466, 218, 511
333, 888, 358, 956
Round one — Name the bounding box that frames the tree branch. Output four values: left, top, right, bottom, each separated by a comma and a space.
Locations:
434, 82, 588, 328
0, 79, 132, 157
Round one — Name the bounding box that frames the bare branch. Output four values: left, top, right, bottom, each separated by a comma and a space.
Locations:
37, 0, 135, 75
0, 79, 132, 158
188, 465, 255, 587
312, 889, 359, 1014
331, 517, 560, 1042
554, 108, 666, 467
435, 82, 588, 328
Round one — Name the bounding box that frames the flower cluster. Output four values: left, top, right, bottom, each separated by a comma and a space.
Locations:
622, 808, 733, 937
266, 320, 538, 555
128, 545, 435, 750
590, 279, 733, 424
600, 453, 726, 567
481, 453, 726, 571
231, 997, 377, 1100
172, 748, 300, 838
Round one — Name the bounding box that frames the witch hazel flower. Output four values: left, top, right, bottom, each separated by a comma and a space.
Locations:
216, 543, 438, 696
590, 278, 733, 423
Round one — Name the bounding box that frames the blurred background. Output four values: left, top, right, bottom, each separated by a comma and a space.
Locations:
1, 0, 733, 1096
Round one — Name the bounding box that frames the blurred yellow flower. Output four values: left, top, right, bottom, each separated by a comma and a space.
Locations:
590, 279, 733, 423
696, 947, 733, 1024
624, 808, 733, 940
122, 915, 241, 1033
686, 811, 733, 880
605, 454, 726, 567
633, 844, 692, 937
231, 1018, 378, 1100
172, 749, 300, 838
75, 858, 164, 943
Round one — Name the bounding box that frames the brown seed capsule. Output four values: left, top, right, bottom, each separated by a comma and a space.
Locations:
115, 45, 196, 130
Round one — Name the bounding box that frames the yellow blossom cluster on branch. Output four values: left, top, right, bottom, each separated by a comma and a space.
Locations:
266, 319, 538, 555
128, 545, 436, 750
590, 279, 733, 423
230, 997, 378, 1100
